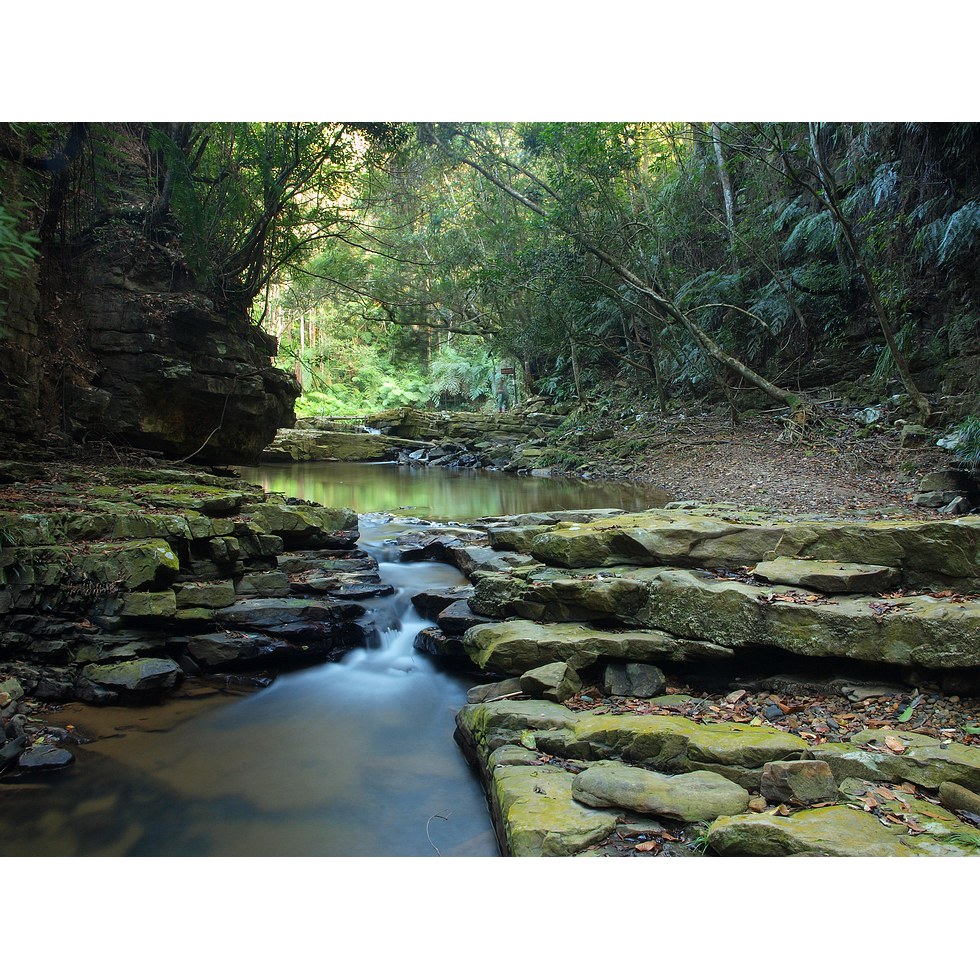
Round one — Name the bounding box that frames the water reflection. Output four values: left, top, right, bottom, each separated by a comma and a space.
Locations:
239, 461, 668, 522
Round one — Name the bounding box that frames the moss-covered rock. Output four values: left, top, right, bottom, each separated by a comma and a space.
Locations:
633, 567, 980, 670
520, 662, 582, 703
463, 619, 730, 674
244, 501, 358, 541
492, 765, 619, 857
174, 581, 237, 609
524, 509, 980, 590
80, 657, 182, 693
838, 778, 980, 855
120, 590, 177, 618
753, 557, 900, 594
810, 728, 980, 792
707, 806, 914, 856
572, 760, 750, 822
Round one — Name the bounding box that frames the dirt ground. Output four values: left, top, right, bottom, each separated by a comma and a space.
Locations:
579, 406, 957, 517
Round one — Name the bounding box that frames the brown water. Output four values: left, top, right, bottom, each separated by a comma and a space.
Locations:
0, 463, 668, 856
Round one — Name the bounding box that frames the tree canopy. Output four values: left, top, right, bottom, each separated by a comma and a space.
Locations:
4, 121, 979, 423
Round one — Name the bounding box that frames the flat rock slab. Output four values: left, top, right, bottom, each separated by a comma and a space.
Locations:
413, 627, 468, 660
838, 778, 980, 855
810, 728, 980, 792
572, 760, 749, 822
16, 745, 75, 770
752, 557, 900, 594
215, 597, 357, 629
187, 632, 295, 668
492, 765, 619, 857
463, 619, 732, 674
707, 806, 914, 856
79, 657, 182, 692
410, 585, 474, 619
633, 567, 980, 671
456, 700, 807, 789
524, 509, 980, 591
437, 599, 497, 636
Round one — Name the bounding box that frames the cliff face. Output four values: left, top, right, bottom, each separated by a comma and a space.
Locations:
0, 126, 299, 463
65, 257, 299, 463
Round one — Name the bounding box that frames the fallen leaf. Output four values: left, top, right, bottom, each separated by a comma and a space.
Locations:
902, 816, 927, 834
634, 841, 657, 852
725, 689, 747, 704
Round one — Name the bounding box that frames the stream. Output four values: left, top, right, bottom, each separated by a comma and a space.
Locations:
0, 463, 666, 856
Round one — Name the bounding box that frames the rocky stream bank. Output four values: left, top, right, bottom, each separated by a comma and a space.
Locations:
0, 458, 391, 779
3, 449, 980, 859
388, 503, 980, 857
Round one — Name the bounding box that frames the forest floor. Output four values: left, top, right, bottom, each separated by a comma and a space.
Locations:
563, 404, 955, 517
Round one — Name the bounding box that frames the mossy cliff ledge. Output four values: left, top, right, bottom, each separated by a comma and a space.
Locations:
389, 502, 980, 856
0, 466, 389, 734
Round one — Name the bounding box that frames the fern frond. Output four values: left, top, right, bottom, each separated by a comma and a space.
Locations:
937, 200, 980, 266
782, 210, 836, 261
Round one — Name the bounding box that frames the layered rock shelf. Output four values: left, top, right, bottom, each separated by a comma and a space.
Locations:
392, 503, 980, 856
262, 404, 569, 471
0, 465, 387, 775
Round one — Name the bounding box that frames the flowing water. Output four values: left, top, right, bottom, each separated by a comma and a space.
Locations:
0, 463, 667, 856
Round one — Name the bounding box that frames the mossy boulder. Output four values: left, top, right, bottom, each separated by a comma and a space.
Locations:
520, 662, 582, 703
82, 539, 181, 591
80, 657, 182, 693
572, 760, 750, 822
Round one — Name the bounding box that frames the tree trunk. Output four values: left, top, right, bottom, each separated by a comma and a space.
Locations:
568, 330, 585, 404
711, 123, 736, 247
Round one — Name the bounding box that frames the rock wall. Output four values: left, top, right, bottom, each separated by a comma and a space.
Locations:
66, 263, 299, 462
0, 132, 299, 463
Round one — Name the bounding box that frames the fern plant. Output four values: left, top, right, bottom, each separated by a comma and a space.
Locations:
0, 202, 39, 327
941, 415, 980, 473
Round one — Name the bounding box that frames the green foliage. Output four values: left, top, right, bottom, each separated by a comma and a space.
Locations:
0, 201, 39, 324
425, 341, 494, 408
943, 415, 980, 472
0, 203, 39, 282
